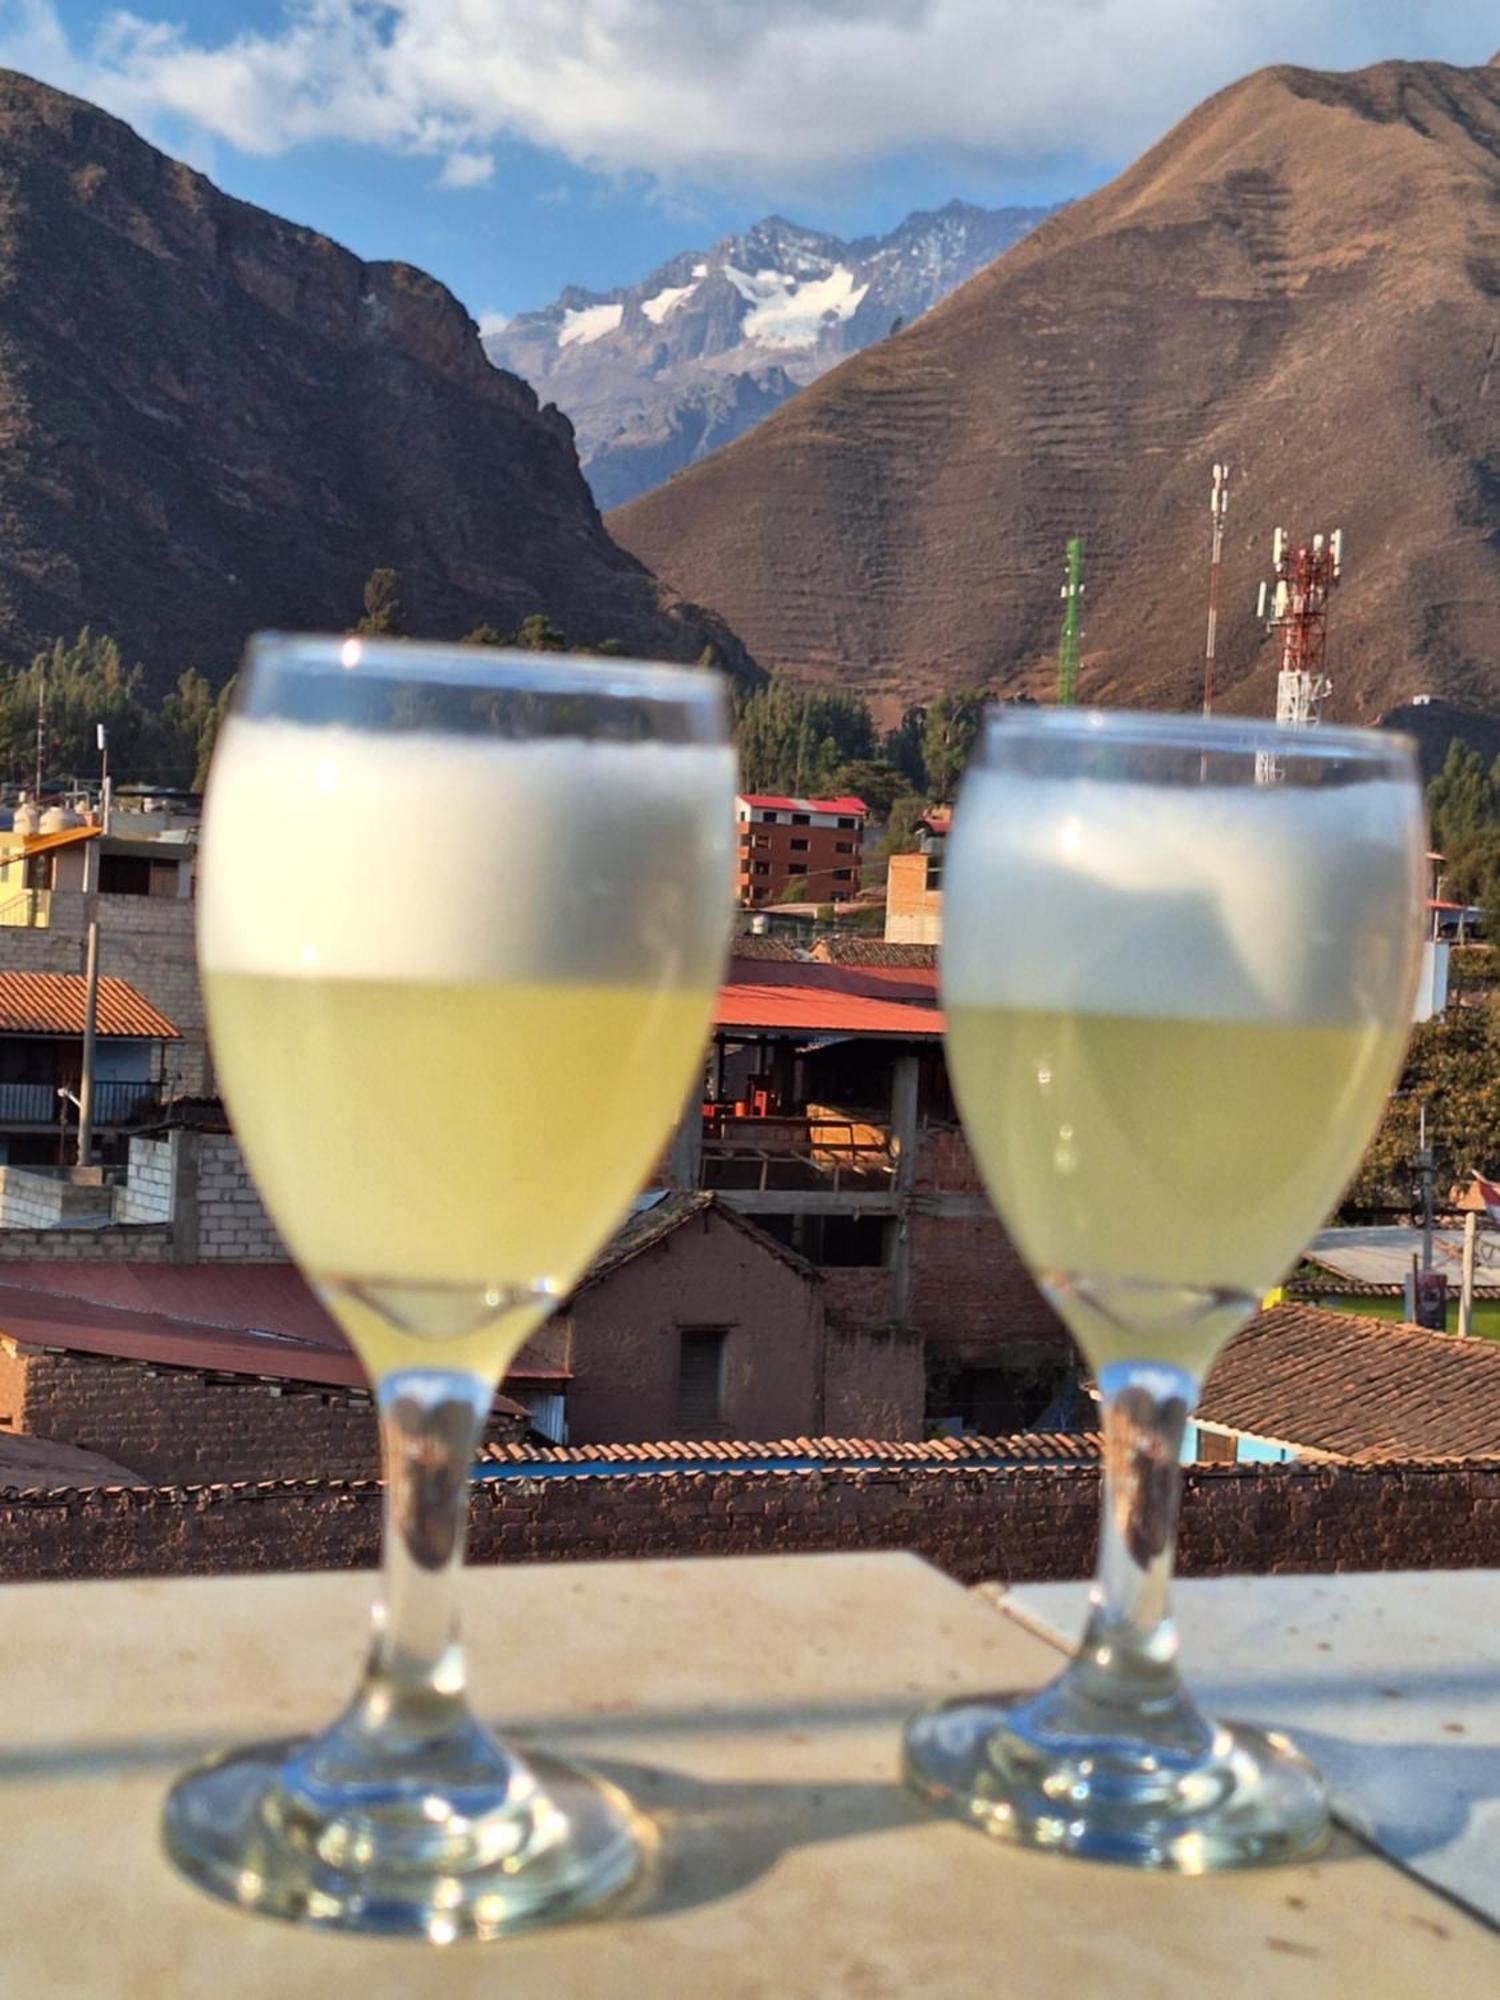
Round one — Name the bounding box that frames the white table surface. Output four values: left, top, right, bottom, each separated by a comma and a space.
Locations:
3, 1553, 1497, 1998
1009, 1569, 1500, 1929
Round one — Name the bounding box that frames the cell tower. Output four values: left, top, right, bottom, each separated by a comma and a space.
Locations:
1201, 463, 1229, 717
1056, 535, 1084, 707
1255, 523, 1344, 781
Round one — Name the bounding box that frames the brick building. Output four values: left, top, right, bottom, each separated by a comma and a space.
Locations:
883, 811, 948, 945
677, 953, 1071, 1430
556, 1192, 922, 1444
736, 793, 866, 907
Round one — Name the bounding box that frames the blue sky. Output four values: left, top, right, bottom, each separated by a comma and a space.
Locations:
0, 0, 1491, 328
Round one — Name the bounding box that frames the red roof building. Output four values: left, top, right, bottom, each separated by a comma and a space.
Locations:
736, 794, 867, 908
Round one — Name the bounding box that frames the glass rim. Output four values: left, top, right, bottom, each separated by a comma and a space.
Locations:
979, 703, 1416, 767
244, 630, 723, 707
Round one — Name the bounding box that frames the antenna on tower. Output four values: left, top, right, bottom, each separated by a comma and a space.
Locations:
1056, 536, 1084, 707
1255, 520, 1344, 782
1202, 463, 1229, 717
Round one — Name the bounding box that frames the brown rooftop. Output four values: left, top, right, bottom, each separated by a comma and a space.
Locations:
811, 938, 938, 971
1201, 1302, 1500, 1462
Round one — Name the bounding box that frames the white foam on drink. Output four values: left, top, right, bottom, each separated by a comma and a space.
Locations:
942, 770, 1423, 1024
199, 717, 735, 984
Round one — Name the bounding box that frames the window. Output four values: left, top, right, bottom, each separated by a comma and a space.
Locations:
99, 855, 151, 896
837, 816, 857, 829
752, 861, 770, 876
832, 868, 852, 882
834, 841, 854, 855
789, 838, 809, 853
791, 812, 810, 825
788, 862, 807, 876
678, 1328, 728, 1434
759, 810, 778, 823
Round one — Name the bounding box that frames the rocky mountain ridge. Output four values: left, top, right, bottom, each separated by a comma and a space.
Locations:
486, 201, 1053, 508
0, 68, 755, 688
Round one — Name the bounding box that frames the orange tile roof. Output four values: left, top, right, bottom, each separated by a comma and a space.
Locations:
478, 1432, 1101, 1469
0, 972, 178, 1039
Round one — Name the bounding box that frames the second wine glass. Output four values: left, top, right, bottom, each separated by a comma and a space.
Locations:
905, 706, 1424, 1870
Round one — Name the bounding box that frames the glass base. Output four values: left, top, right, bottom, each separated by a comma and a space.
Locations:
903, 1695, 1331, 1872
162, 1737, 647, 1941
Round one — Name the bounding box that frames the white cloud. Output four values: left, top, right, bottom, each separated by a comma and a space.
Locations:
0, 0, 1491, 185
476, 308, 510, 338
438, 149, 493, 187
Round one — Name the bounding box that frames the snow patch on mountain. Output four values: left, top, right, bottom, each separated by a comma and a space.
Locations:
732, 265, 870, 349
641, 282, 697, 325
559, 301, 624, 348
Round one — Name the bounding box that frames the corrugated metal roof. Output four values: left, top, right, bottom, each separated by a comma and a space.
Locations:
717, 979, 943, 1039
0, 972, 178, 1039
0, 1263, 563, 1395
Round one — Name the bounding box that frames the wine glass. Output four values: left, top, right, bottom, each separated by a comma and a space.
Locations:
163, 634, 733, 1937
905, 707, 1423, 1869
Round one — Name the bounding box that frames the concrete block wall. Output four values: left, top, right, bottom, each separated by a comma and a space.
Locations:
0, 1223, 173, 1261
196, 1134, 284, 1261
0, 1168, 112, 1229
116, 1137, 175, 1223
0, 890, 208, 1092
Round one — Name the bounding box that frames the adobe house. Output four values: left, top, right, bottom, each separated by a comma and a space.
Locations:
553, 1192, 924, 1445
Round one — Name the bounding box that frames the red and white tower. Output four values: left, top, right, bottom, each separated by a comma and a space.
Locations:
1256, 525, 1343, 780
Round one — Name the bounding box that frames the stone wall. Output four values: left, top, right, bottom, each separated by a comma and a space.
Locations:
0, 1341, 380, 1482
3, 1458, 1500, 1585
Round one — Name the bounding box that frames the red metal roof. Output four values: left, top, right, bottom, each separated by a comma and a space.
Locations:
0, 1263, 565, 1395
737, 794, 868, 817
716, 979, 943, 1039
0, 973, 178, 1039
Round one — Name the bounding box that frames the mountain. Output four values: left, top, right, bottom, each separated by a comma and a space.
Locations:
486, 202, 1053, 510
0, 69, 756, 688
611, 57, 1500, 723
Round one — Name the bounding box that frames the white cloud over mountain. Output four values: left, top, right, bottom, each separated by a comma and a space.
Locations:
0, 0, 1490, 188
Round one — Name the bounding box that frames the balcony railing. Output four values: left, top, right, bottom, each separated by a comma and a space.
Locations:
701, 1114, 897, 1194
0, 1078, 164, 1127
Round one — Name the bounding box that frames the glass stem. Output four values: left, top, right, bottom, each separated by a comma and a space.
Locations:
356, 1366, 492, 1747
1064, 1360, 1208, 1746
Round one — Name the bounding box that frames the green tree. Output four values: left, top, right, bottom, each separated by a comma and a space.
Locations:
830, 758, 912, 823
1344, 998, 1500, 1213
1427, 740, 1494, 851
921, 688, 985, 802
876, 794, 932, 860
354, 567, 403, 636
159, 668, 220, 788
511, 613, 569, 652
192, 677, 235, 789
883, 705, 927, 791
461, 624, 507, 647
0, 630, 156, 782
734, 679, 878, 795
